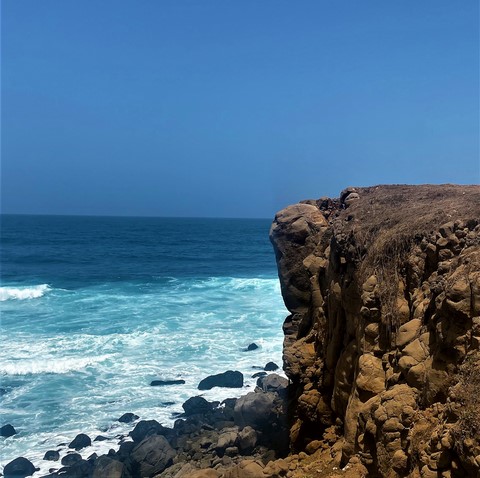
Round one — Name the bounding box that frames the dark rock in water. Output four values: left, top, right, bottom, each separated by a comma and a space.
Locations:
130, 435, 176, 476
87, 453, 98, 462
150, 379, 185, 386
264, 361, 279, 371
256, 373, 288, 394
91, 455, 125, 478
129, 419, 172, 443
0, 424, 17, 437
160, 401, 175, 406
3, 457, 37, 477
182, 396, 214, 416
93, 435, 108, 442
252, 371, 267, 378
246, 343, 259, 351
198, 370, 243, 390
43, 450, 60, 461
68, 433, 91, 450
118, 412, 139, 423
61, 453, 82, 466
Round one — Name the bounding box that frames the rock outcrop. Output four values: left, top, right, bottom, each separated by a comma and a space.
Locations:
270, 184, 480, 477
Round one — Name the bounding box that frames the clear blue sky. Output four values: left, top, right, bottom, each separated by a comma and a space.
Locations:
2, 1, 479, 218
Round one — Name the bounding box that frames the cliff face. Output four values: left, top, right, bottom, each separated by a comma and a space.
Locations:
270, 185, 480, 478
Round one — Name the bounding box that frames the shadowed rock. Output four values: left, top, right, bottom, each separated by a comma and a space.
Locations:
198, 371, 243, 390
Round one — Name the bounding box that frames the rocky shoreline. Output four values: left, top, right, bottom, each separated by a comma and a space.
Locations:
1, 364, 294, 478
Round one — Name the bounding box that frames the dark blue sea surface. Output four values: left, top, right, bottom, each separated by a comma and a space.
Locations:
0, 215, 286, 474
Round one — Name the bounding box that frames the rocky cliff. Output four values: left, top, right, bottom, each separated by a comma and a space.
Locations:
270, 184, 480, 478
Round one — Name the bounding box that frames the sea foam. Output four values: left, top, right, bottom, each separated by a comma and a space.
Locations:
0, 284, 50, 301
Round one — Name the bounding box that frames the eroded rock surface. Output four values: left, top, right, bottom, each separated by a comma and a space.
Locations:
270, 184, 480, 477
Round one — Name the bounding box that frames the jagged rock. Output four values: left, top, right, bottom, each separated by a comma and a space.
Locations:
198, 371, 243, 390
3, 457, 37, 477
118, 412, 139, 423
129, 434, 175, 476
68, 433, 91, 450
0, 424, 17, 437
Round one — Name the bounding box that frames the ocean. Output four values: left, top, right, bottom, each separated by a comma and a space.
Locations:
0, 215, 286, 475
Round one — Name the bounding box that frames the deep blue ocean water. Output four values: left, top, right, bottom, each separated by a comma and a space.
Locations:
0, 215, 286, 474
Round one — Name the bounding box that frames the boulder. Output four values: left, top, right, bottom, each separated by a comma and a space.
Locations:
61, 453, 83, 466
150, 379, 185, 386
256, 373, 288, 394
68, 433, 91, 450
237, 426, 258, 454
91, 456, 125, 478
182, 396, 215, 416
264, 362, 279, 371
129, 434, 175, 476
0, 424, 17, 438
198, 371, 243, 390
129, 419, 171, 443
118, 412, 139, 423
234, 391, 276, 430
222, 459, 265, 478
43, 450, 60, 461
246, 343, 259, 351
3, 457, 37, 478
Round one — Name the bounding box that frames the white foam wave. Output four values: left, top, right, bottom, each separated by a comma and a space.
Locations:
0, 284, 50, 301
0, 354, 112, 375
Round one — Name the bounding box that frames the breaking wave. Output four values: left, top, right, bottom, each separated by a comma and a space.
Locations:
0, 284, 51, 301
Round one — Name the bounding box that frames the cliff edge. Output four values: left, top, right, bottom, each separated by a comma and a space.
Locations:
270, 184, 480, 478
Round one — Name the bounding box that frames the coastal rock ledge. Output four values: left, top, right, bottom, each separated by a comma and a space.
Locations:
269, 184, 480, 477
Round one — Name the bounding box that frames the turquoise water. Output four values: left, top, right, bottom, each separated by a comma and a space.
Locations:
0, 215, 286, 474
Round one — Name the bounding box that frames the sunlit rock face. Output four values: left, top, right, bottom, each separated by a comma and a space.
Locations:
271, 184, 480, 478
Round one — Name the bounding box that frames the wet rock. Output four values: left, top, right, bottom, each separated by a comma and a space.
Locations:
198, 371, 243, 390
68, 433, 91, 450
0, 424, 17, 438
93, 435, 109, 442
118, 412, 139, 423
3, 457, 37, 477
150, 379, 185, 386
264, 362, 279, 371
61, 453, 83, 466
43, 450, 60, 461
246, 343, 259, 351
251, 371, 267, 378
182, 396, 215, 416
129, 419, 172, 443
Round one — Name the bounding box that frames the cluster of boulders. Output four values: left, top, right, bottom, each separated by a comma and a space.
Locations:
1, 369, 289, 478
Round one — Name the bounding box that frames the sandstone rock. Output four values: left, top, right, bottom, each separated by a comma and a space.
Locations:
222, 459, 265, 478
